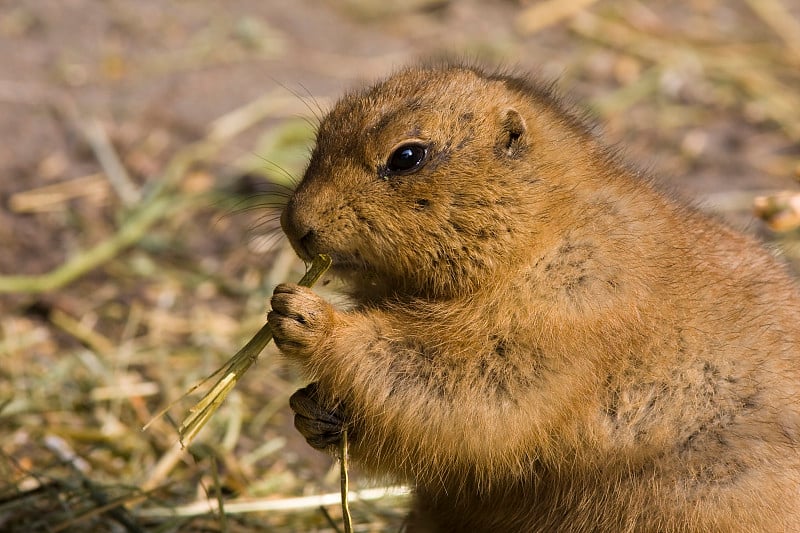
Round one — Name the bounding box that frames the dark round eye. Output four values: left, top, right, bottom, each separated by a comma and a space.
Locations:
386, 143, 427, 174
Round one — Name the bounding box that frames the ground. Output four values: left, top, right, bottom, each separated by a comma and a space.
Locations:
1, 0, 799, 531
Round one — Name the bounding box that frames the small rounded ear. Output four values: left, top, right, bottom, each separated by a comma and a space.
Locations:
496, 108, 527, 158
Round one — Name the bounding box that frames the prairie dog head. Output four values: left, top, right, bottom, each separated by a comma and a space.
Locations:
281, 65, 588, 298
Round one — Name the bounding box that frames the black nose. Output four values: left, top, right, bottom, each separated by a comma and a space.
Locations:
298, 229, 316, 258
280, 202, 319, 260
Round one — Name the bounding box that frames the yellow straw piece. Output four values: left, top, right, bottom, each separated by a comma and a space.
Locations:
144, 253, 332, 448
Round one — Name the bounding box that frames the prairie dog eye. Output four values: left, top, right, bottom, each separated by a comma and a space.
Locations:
386, 143, 428, 174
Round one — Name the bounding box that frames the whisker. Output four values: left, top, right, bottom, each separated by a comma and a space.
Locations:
249, 214, 284, 232
252, 157, 302, 189
297, 82, 328, 123
248, 228, 286, 255
276, 79, 325, 125
216, 197, 287, 220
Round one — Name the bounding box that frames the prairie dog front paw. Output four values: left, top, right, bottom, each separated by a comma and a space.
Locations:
268, 283, 335, 359
289, 383, 345, 451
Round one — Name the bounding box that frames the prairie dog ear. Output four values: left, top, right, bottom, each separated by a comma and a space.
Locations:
496, 108, 527, 158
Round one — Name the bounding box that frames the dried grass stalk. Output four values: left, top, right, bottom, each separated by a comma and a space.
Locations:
340, 427, 352, 533
144, 253, 332, 447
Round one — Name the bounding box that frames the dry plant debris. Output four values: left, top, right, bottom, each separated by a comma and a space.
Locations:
754, 191, 800, 231
1, 1, 799, 531
148, 253, 332, 448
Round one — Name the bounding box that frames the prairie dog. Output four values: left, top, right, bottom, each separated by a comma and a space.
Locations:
267, 63, 800, 532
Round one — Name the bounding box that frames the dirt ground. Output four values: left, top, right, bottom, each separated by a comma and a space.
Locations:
1, 0, 799, 531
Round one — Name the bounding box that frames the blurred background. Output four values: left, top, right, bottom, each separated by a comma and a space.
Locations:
1, 0, 799, 531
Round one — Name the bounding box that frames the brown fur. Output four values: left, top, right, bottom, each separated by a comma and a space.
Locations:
267, 63, 800, 532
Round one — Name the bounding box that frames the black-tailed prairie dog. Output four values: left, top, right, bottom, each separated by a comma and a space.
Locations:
268, 63, 800, 532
